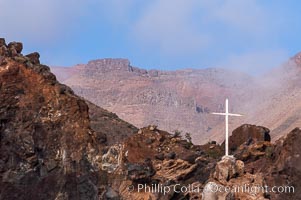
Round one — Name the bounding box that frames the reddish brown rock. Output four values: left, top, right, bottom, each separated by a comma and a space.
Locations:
50, 60, 252, 144
0, 45, 8, 57
1, 38, 301, 200
0, 58, 97, 199
265, 128, 301, 200
0, 40, 137, 200
0, 38, 6, 46
8, 42, 23, 54
229, 124, 271, 152
26, 52, 40, 64
50, 51, 301, 145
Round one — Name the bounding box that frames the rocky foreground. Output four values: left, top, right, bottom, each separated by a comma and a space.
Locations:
0, 39, 301, 199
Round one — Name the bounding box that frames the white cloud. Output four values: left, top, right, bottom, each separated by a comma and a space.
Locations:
0, 0, 85, 43
132, 0, 210, 56
0, 0, 291, 74
207, 0, 272, 37
97, 0, 136, 24
216, 50, 289, 75
130, 0, 281, 58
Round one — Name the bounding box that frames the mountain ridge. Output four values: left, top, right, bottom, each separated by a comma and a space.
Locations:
51, 55, 301, 144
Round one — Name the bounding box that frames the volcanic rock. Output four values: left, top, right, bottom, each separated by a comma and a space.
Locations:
0, 39, 7, 58
86, 101, 138, 145
236, 141, 273, 162
2, 38, 301, 200
229, 124, 271, 152
204, 156, 268, 200
213, 156, 238, 184
26, 52, 40, 64
0, 39, 137, 200
126, 161, 155, 182
8, 42, 23, 54
166, 152, 176, 159
264, 128, 301, 200
105, 187, 119, 199
0, 52, 100, 199
0, 38, 5, 46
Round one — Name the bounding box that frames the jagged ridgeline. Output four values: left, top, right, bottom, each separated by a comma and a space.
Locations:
1, 39, 301, 200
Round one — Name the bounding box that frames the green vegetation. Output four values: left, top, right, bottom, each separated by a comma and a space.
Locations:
265, 146, 274, 158
173, 130, 182, 138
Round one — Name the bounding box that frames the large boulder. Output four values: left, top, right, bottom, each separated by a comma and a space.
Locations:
0, 39, 7, 57
229, 124, 271, 152
8, 42, 23, 55
26, 52, 40, 64
203, 156, 268, 200
126, 159, 155, 182
213, 155, 244, 185
236, 141, 273, 162
0, 45, 8, 57
0, 38, 6, 46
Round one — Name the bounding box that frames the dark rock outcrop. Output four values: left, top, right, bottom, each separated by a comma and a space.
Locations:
0, 40, 100, 199
26, 52, 40, 65
0, 39, 218, 200
264, 128, 301, 200
229, 124, 271, 152
203, 156, 268, 200
0, 39, 137, 200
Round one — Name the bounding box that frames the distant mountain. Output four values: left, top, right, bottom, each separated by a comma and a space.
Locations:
51, 54, 301, 144
51, 59, 253, 144
237, 52, 301, 141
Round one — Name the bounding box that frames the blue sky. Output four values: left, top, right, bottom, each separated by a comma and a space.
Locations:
1, 0, 301, 74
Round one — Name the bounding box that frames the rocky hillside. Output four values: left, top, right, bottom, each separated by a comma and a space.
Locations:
51, 53, 301, 144
1, 38, 300, 199
0, 39, 136, 199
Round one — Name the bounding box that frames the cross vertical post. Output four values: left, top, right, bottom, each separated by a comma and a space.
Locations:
225, 99, 229, 156
211, 98, 243, 157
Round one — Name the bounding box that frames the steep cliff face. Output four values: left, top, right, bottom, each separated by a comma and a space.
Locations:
51, 59, 252, 144
0, 39, 136, 200
51, 51, 301, 144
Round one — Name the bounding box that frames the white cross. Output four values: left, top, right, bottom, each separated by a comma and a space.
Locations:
212, 99, 243, 156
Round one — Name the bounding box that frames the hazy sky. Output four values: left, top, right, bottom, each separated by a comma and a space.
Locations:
1, 0, 301, 74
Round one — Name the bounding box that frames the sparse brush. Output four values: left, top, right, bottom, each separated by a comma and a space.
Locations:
173, 130, 182, 138
185, 132, 192, 144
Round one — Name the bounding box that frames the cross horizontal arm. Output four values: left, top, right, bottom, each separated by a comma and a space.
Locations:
211, 112, 243, 117
211, 112, 227, 116
228, 113, 243, 117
